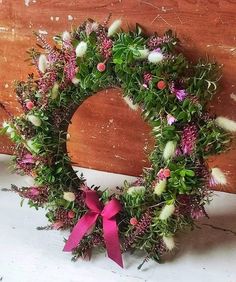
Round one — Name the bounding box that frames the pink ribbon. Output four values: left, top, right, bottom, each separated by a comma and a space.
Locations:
63, 190, 123, 268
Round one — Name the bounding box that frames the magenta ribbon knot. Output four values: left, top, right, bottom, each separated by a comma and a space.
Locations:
63, 190, 123, 268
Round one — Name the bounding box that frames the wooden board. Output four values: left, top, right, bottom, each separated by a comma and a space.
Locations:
0, 0, 236, 192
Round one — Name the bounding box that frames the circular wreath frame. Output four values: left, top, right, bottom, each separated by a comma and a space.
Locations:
2, 18, 233, 268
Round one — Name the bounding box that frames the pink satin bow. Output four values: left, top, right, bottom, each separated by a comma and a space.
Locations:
63, 190, 123, 268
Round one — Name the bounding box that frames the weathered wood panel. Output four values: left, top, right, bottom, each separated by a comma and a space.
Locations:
0, 0, 236, 192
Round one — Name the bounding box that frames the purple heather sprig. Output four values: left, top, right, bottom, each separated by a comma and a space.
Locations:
147, 35, 173, 50
170, 82, 188, 101
167, 114, 177, 125
180, 124, 198, 155
123, 210, 152, 251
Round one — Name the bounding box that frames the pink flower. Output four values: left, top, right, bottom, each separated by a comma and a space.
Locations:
130, 217, 138, 226
52, 221, 64, 230
29, 187, 40, 196
20, 154, 34, 164
170, 82, 187, 101
167, 114, 177, 125
157, 168, 171, 180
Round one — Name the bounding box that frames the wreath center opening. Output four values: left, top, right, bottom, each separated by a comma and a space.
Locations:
67, 87, 155, 187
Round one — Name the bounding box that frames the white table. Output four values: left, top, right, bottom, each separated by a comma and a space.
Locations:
0, 154, 236, 282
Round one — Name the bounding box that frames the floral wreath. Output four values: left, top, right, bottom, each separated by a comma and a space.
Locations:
1, 17, 236, 269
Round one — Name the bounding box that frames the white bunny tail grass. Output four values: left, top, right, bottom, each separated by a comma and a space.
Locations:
154, 179, 167, 196
215, 116, 236, 132
210, 167, 227, 186
38, 54, 48, 73
148, 51, 164, 64
76, 41, 88, 57
159, 204, 175, 220
134, 48, 150, 59
163, 141, 176, 161
162, 236, 175, 251
107, 19, 122, 37
123, 96, 139, 111
62, 31, 71, 42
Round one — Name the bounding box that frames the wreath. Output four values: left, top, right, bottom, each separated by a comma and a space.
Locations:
1, 18, 235, 269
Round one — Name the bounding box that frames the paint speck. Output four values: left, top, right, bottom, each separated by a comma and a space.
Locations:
55, 17, 60, 21
38, 30, 48, 35
50, 16, 54, 21
230, 93, 236, 102
68, 15, 73, 21
24, 0, 36, 6
109, 119, 113, 123
5, 84, 9, 88
0, 26, 9, 32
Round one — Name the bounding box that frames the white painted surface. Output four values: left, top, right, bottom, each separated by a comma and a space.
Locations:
0, 154, 236, 282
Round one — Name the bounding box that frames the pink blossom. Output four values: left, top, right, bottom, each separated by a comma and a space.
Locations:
167, 114, 177, 125
29, 187, 40, 196
170, 82, 188, 101
20, 154, 34, 164
52, 221, 64, 230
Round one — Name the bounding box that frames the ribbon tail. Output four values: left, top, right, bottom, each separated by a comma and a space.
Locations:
103, 218, 123, 268
63, 212, 98, 252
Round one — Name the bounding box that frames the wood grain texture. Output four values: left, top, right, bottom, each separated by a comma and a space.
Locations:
0, 0, 235, 192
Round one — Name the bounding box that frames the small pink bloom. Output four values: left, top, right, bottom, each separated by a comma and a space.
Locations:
26, 101, 34, 110
167, 114, 176, 125
130, 217, 138, 225
163, 168, 171, 178
52, 221, 64, 230
29, 187, 40, 196
97, 62, 106, 72
157, 168, 171, 180
142, 83, 148, 89
68, 210, 75, 219
20, 154, 34, 164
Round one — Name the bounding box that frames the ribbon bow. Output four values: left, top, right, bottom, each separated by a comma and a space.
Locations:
63, 190, 123, 268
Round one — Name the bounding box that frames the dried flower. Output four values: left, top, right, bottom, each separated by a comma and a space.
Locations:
63, 192, 76, 202
72, 77, 80, 85
38, 54, 48, 73
134, 48, 149, 59
210, 167, 227, 186
215, 116, 236, 132
27, 115, 42, 127
51, 82, 59, 99
163, 141, 177, 161
148, 49, 164, 64
162, 235, 175, 251
107, 19, 122, 37
62, 31, 71, 47
76, 41, 87, 57
159, 204, 175, 220
154, 179, 167, 196
167, 114, 176, 125
123, 96, 139, 111
127, 185, 145, 195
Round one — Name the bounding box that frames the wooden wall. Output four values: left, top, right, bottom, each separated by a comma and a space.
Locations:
0, 0, 236, 193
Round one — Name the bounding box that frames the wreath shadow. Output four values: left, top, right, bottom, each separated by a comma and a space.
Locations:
165, 212, 236, 262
